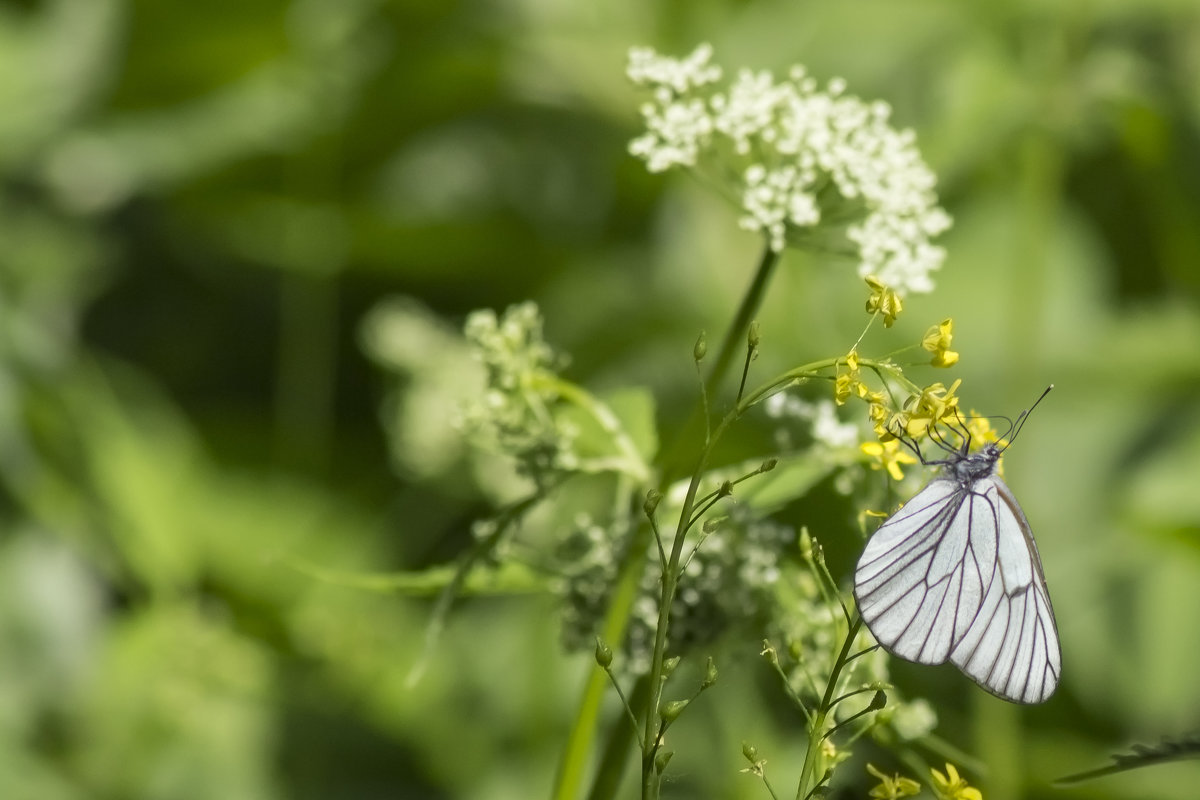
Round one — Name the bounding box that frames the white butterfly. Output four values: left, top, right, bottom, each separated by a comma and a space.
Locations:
853, 398, 1060, 704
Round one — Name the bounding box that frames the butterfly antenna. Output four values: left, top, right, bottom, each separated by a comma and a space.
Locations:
947, 408, 976, 454
901, 435, 929, 465
927, 421, 958, 456
887, 419, 933, 466
1004, 384, 1054, 450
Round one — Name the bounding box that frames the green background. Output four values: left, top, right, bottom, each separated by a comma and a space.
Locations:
2, 0, 1200, 797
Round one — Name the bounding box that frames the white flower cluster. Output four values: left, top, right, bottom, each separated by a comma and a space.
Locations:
771, 537, 937, 738
627, 44, 723, 173
627, 44, 951, 294
461, 302, 577, 477
765, 394, 860, 450
558, 505, 792, 675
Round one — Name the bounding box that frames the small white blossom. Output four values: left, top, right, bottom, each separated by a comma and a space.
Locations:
628, 45, 952, 294
626, 44, 723, 173
627, 43, 722, 94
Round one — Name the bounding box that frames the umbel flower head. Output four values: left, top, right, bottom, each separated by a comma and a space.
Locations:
628, 44, 951, 295
461, 302, 577, 477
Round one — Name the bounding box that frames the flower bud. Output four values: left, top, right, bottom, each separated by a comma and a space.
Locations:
643, 489, 662, 517
693, 331, 707, 362
594, 637, 613, 668
798, 528, 813, 561
701, 656, 718, 689
661, 699, 689, 723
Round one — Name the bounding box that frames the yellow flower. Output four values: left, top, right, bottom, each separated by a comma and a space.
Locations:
861, 439, 918, 481
834, 372, 854, 405
866, 763, 921, 799
913, 379, 961, 418
932, 349, 959, 368
930, 763, 983, 800
865, 276, 904, 327
901, 379, 962, 438
868, 402, 898, 441
834, 349, 863, 405
860, 387, 887, 404
921, 318, 959, 368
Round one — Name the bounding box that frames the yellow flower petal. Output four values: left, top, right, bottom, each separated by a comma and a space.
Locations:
931, 349, 959, 368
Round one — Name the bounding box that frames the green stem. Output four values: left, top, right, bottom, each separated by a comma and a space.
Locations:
796, 616, 863, 800
640, 355, 855, 796
660, 243, 781, 478
704, 243, 780, 397
586, 677, 651, 800
553, 545, 645, 800
563, 241, 783, 800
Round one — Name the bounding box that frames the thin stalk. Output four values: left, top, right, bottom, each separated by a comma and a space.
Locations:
570, 241, 783, 800
640, 356, 856, 796
660, 244, 781, 478
585, 678, 651, 800
706, 246, 780, 400
796, 616, 863, 800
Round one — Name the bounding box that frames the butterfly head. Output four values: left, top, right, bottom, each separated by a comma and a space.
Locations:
946, 442, 1002, 486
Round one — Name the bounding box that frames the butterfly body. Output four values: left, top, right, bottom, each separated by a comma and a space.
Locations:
942, 441, 1001, 484
853, 441, 1061, 704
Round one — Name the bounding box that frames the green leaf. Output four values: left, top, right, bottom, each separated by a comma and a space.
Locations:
707, 450, 850, 514
283, 558, 549, 596
556, 385, 658, 472
1057, 733, 1200, 784
603, 387, 659, 464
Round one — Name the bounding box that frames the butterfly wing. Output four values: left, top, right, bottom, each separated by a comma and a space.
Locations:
854, 477, 991, 666
853, 474, 1061, 704
948, 476, 1061, 703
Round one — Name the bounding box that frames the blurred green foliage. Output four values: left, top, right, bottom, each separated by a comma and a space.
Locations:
2, 0, 1200, 798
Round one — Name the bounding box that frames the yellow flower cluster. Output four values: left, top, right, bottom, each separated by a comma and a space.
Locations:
856, 379, 967, 478
866, 762, 983, 800
838, 277, 978, 480
864, 379, 961, 443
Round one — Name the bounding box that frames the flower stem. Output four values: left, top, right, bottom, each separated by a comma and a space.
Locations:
660, 243, 781, 477
570, 242, 807, 800
709, 243, 780, 394
796, 615, 863, 800
640, 359, 841, 796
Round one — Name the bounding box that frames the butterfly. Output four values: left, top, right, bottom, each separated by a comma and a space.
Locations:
853, 389, 1060, 704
